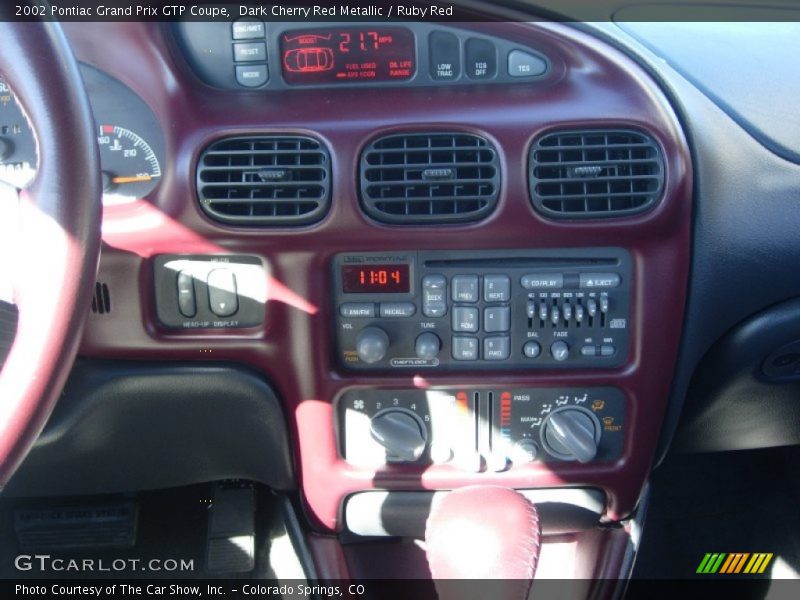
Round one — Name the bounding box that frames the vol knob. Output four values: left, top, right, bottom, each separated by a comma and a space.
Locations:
415, 332, 441, 360
356, 327, 390, 363
541, 407, 601, 463
370, 409, 428, 462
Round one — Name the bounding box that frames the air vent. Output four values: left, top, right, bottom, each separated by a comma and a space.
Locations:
91, 282, 111, 315
529, 129, 664, 218
360, 133, 500, 224
197, 136, 330, 225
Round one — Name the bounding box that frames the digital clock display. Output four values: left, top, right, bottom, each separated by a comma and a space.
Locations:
342, 264, 410, 294
280, 28, 415, 85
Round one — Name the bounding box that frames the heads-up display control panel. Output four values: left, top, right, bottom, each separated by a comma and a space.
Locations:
333, 248, 632, 370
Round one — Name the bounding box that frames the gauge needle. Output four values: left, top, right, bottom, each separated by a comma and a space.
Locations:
111, 174, 152, 184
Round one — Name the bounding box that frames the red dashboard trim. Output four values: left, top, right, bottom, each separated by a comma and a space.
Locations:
67, 21, 692, 531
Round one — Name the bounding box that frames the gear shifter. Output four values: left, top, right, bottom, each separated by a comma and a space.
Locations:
425, 486, 541, 600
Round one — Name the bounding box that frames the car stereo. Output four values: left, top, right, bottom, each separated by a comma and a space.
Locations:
333, 248, 632, 370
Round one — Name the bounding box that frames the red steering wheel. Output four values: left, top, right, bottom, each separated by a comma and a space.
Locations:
0, 22, 102, 488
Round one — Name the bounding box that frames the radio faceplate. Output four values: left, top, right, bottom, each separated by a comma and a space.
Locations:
333, 248, 632, 370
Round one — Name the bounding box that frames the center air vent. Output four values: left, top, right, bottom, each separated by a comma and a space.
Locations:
360, 133, 500, 224
197, 136, 330, 225
529, 129, 664, 219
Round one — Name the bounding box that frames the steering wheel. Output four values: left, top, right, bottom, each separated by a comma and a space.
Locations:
0, 22, 102, 488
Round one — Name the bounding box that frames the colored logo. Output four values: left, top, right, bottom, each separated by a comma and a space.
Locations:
696, 553, 773, 574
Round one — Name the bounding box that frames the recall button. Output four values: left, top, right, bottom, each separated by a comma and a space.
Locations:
379, 302, 416, 318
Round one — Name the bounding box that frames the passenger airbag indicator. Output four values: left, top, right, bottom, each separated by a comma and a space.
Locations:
280, 28, 415, 85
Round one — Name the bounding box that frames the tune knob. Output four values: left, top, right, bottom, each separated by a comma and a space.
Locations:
369, 409, 428, 462
415, 332, 441, 360
356, 327, 390, 364
541, 407, 601, 463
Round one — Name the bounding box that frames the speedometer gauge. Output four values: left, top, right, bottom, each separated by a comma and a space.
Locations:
98, 125, 161, 199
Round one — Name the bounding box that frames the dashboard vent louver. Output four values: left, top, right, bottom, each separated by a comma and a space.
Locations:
529, 129, 664, 218
360, 133, 500, 224
197, 135, 330, 225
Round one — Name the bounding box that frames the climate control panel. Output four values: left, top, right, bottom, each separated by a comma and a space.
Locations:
333, 249, 632, 370
339, 387, 625, 468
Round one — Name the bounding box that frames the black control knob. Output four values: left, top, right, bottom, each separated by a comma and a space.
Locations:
541, 407, 601, 463
0, 138, 11, 161
415, 332, 441, 360
356, 327, 390, 364
369, 409, 428, 462
550, 340, 569, 362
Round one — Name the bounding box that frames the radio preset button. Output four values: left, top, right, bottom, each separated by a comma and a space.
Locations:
452, 275, 479, 302
579, 273, 621, 289
380, 302, 416, 318
484, 274, 510, 302
452, 306, 479, 333
452, 336, 479, 361
484, 336, 511, 360
422, 275, 447, 317
484, 306, 511, 333
340, 303, 375, 318
521, 273, 564, 289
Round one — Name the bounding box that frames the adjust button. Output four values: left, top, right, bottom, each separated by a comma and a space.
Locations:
452, 336, 479, 361
340, 303, 375, 318
484, 306, 510, 333
380, 302, 416, 318
422, 275, 447, 317
234, 42, 267, 62
236, 64, 268, 87
484, 336, 510, 360
177, 271, 196, 318
232, 19, 265, 40
429, 31, 461, 81
465, 38, 497, 80
208, 269, 238, 317
507, 50, 547, 78
484, 274, 511, 302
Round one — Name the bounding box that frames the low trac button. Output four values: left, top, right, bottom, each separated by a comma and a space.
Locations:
429, 31, 461, 81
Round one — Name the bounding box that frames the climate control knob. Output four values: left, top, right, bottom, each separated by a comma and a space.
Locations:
541, 407, 601, 463
415, 332, 441, 360
369, 409, 428, 462
356, 327, 390, 364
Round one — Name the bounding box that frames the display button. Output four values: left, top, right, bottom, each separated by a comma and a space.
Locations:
232, 19, 265, 40
339, 303, 375, 318
422, 275, 447, 317
208, 269, 238, 317
451, 275, 479, 302
523, 340, 541, 358
177, 271, 196, 318
452, 336, 479, 361
452, 306, 479, 333
579, 273, 621, 289
484, 274, 510, 302
429, 31, 461, 81
234, 42, 267, 62
465, 38, 497, 80
484, 306, 511, 333
521, 273, 563, 289
507, 50, 547, 77
380, 302, 416, 318
484, 336, 510, 360
236, 64, 268, 87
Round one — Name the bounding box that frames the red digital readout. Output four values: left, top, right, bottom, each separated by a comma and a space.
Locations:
280, 28, 415, 85
342, 264, 410, 294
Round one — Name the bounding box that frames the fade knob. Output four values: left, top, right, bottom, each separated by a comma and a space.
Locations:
356, 327, 390, 364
